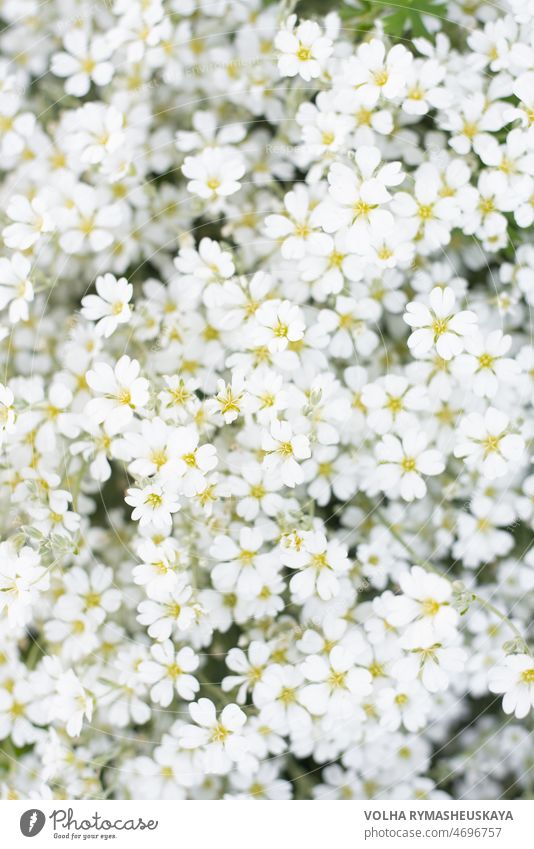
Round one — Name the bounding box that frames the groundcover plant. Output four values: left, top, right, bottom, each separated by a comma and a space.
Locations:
0, 0, 533, 802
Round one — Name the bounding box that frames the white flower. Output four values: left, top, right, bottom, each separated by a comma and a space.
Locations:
209, 373, 247, 424
0, 253, 33, 323
56, 185, 121, 254
175, 237, 234, 287
376, 682, 431, 732
361, 375, 427, 435
3, 194, 54, 249
282, 530, 350, 601
182, 146, 245, 200
345, 39, 412, 104
452, 330, 519, 398
53, 670, 93, 738
488, 655, 534, 718
389, 566, 459, 643
67, 104, 124, 165
0, 382, 16, 444
136, 576, 198, 640
222, 641, 272, 704
121, 416, 177, 479
52, 30, 113, 96
264, 185, 330, 260
0, 681, 41, 747
125, 482, 180, 532
275, 16, 332, 81
392, 164, 460, 251
210, 527, 266, 596
81, 273, 132, 337
300, 646, 372, 718
0, 99, 34, 160
253, 665, 311, 734
179, 698, 248, 775
404, 286, 478, 360
393, 640, 467, 693
0, 543, 49, 626
140, 642, 199, 706
371, 430, 445, 501
261, 420, 311, 487
254, 299, 305, 353
85, 355, 149, 434
454, 407, 525, 479
317, 147, 404, 246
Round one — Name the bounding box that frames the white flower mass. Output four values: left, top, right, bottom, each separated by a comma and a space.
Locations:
0, 0, 533, 803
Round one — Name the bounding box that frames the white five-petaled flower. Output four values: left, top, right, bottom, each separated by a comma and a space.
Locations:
372, 429, 445, 501
182, 146, 246, 201
488, 654, 534, 719
81, 273, 132, 337
125, 483, 181, 532
454, 407, 525, 479
53, 670, 93, 738
261, 420, 311, 488
0, 543, 49, 626
140, 642, 199, 706
300, 646, 373, 718
179, 698, 249, 775
389, 566, 459, 644
0, 253, 33, 323
255, 299, 305, 353
404, 286, 478, 360
275, 15, 332, 81
3, 194, 54, 250
85, 355, 149, 434
52, 30, 114, 96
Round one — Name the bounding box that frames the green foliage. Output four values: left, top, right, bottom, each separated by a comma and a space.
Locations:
342, 0, 449, 39
377, 0, 448, 37
260, 0, 448, 41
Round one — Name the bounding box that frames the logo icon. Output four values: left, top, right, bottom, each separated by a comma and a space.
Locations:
20, 810, 46, 837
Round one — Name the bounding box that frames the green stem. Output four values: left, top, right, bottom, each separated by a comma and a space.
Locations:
67, 459, 89, 512
473, 596, 528, 650
0, 738, 18, 767
26, 639, 42, 670
285, 756, 316, 800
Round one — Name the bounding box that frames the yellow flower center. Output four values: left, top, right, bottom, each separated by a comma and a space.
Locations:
145, 492, 163, 508
401, 456, 416, 472
277, 441, 293, 457
150, 450, 168, 468
296, 44, 312, 62
482, 434, 501, 455
166, 663, 182, 679
372, 69, 389, 86
279, 686, 296, 704
210, 723, 229, 742
418, 204, 434, 220
328, 669, 346, 688
478, 353, 494, 369
421, 598, 440, 617
432, 317, 449, 337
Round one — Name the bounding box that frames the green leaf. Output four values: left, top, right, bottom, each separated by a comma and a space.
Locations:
371, 0, 447, 38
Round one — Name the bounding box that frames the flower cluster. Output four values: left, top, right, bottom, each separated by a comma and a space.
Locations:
0, 0, 533, 802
